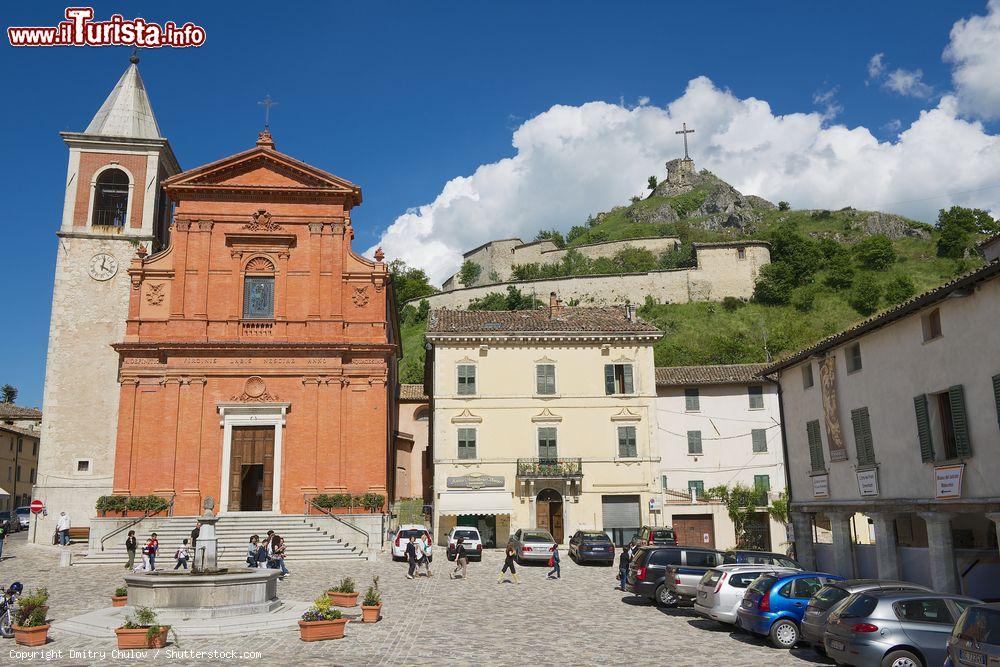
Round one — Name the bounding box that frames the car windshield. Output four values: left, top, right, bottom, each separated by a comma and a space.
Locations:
582, 534, 611, 543
400, 529, 425, 539
701, 570, 723, 587
453, 530, 479, 540
811, 585, 850, 611
730, 572, 767, 588
523, 532, 553, 542
649, 529, 675, 541
748, 575, 778, 595
956, 607, 1000, 645
15, 508, 28, 515
838, 594, 878, 619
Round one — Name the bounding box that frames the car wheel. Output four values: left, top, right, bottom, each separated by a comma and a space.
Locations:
655, 585, 676, 607
881, 649, 923, 667
768, 619, 798, 649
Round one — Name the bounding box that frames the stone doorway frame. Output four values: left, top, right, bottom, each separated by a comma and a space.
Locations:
217, 403, 289, 514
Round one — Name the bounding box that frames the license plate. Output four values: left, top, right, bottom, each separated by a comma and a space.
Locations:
960, 649, 986, 666
829, 639, 845, 652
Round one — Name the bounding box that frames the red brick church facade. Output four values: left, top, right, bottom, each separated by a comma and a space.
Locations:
111, 131, 399, 516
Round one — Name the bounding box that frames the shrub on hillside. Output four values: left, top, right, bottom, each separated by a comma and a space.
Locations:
767, 222, 823, 282
567, 225, 588, 244
753, 262, 796, 305
849, 276, 883, 316
721, 296, 745, 312
853, 234, 896, 270
534, 229, 566, 248
778, 201, 790, 211
885, 274, 917, 304
469, 285, 542, 311
612, 246, 659, 273
791, 285, 818, 312
824, 254, 855, 288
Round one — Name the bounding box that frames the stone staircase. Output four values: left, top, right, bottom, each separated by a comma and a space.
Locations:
80, 514, 368, 565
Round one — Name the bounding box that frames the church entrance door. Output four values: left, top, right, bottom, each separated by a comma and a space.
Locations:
229, 426, 275, 512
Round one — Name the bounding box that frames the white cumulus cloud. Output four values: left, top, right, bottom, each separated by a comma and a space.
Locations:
945, 0, 1000, 119
368, 77, 1000, 286
884, 67, 934, 99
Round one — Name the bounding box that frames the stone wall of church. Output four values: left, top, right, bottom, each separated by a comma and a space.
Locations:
418, 244, 769, 310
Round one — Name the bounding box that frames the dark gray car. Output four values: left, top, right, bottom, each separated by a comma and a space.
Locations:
824, 590, 980, 667
801, 579, 932, 653
945, 602, 1000, 667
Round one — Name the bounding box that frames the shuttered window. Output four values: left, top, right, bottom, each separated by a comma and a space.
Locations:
617, 426, 637, 458
748, 385, 764, 410
457, 365, 476, 395
807, 420, 825, 472
604, 364, 634, 395
751, 429, 767, 453
754, 474, 770, 494
685, 388, 700, 411
535, 364, 556, 395
949, 384, 972, 458
537, 427, 558, 460
687, 430, 703, 455
688, 480, 705, 498
850, 407, 876, 466
993, 374, 1000, 430
913, 394, 935, 463
457, 428, 476, 459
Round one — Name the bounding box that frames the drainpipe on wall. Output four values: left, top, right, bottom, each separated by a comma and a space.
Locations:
770, 373, 795, 550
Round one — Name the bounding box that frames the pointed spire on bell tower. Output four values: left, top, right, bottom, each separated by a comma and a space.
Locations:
84, 50, 162, 139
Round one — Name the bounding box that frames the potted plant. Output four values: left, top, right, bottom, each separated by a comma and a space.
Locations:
115, 606, 173, 649
13, 588, 50, 647
298, 595, 348, 641
111, 586, 128, 607
360, 586, 381, 623
327, 577, 358, 607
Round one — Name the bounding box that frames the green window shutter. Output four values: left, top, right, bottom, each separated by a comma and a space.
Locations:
623, 365, 635, 394
949, 384, 972, 458
850, 407, 876, 466
913, 394, 935, 463
687, 430, 703, 455
604, 365, 615, 395
993, 374, 1000, 430
751, 429, 767, 453
685, 388, 700, 411
806, 420, 824, 472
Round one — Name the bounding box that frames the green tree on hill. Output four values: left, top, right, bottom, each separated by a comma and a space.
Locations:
611, 246, 659, 273
534, 229, 566, 248
885, 274, 916, 304
824, 253, 855, 288
388, 260, 437, 313
849, 275, 883, 315
458, 260, 482, 286
753, 263, 796, 305
853, 234, 896, 270
468, 285, 543, 311
1, 384, 17, 404
936, 206, 997, 259
778, 201, 790, 211
767, 222, 822, 282
647, 175, 658, 191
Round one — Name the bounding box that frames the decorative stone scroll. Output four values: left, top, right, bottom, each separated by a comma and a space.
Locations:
145, 283, 165, 305
352, 286, 370, 307
244, 209, 282, 232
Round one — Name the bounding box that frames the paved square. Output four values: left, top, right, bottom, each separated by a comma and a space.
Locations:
0, 534, 828, 665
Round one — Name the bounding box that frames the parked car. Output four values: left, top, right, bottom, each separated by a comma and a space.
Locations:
391, 524, 431, 562
567, 530, 615, 565
694, 564, 799, 624
801, 579, 932, 654
945, 602, 1000, 667
723, 550, 801, 568
637, 525, 676, 546
664, 548, 728, 605
627, 546, 682, 605
508, 529, 556, 563
737, 571, 845, 648
14, 507, 29, 530
445, 527, 483, 561
824, 590, 980, 667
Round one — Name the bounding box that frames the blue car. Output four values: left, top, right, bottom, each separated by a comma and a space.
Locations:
737, 571, 845, 649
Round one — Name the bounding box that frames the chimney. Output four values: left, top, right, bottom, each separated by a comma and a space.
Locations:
624, 302, 636, 321
548, 292, 564, 318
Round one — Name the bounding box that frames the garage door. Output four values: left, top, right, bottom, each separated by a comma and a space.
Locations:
673, 514, 715, 549
602, 495, 640, 546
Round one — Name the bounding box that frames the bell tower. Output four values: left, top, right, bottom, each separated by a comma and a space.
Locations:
32, 54, 180, 542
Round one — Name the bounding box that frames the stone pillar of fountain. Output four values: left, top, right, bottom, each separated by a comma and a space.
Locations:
194, 496, 220, 573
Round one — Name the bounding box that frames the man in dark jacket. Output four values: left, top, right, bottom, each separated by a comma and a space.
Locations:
405, 535, 418, 579
619, 542, 631, 591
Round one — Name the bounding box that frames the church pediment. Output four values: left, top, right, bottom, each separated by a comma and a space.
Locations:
164, 145, 362, 204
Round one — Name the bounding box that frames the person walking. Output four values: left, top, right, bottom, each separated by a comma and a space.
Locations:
148, 532, 159, 570
498, 543, 520, 584
174, 538, 190, 570
404, 535, 418, 579
547, 545, 561, 580
418, 532, 433, 577
246, 535, 259, 568
271, 534, 289, 577
124, 530, 137, 570
191, 521, 201, 562
618, 541, 631, 591
450, 537, 469, 579
139, 536, 155, 572
56, 511, 71, 546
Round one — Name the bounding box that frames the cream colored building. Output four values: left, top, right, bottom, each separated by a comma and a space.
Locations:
395, 384, 431, 503
766, 260, 1000, 597
0, 404, 42, 513
426, 297, 663, 547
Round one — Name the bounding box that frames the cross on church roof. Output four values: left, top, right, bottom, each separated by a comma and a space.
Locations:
258, 94, 278, 130
675, 122, 694, 160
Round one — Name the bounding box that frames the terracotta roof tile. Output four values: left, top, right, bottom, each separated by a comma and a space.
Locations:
655, 364, 770, 386
426, 307, 662, 336
0, 404, 42, 421
399, 384, 428, 402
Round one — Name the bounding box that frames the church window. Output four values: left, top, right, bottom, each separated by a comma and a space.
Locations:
92, 168, 130, 227
242, 258, 275, 320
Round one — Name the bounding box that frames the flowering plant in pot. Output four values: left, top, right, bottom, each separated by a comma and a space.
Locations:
115, 606, 175, 649
13, 588, 50, 646
298, 595, 347, 642
327, 576, 358, 607
111, 586, 128, 607
360, 586, 381, 623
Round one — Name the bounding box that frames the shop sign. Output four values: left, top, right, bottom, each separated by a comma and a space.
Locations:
856, 469, 879, 497
935, 464, 964, 500
812, 474, 829, 498
446, 473, 505, 490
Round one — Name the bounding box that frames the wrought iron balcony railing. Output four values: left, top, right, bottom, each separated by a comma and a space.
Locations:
516, 457, 583, 479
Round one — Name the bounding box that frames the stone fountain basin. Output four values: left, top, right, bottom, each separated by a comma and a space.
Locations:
124, 568, 281, 619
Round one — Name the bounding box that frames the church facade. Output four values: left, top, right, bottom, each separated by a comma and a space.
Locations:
112, 130, 400, 516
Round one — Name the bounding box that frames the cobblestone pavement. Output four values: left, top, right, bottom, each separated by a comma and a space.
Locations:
0, 533, 830, 666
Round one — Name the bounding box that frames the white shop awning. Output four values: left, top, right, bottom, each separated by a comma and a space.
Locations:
437, 490, 513, 516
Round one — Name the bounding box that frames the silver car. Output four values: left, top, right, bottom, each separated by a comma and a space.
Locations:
824, 590, 980, 667
509, 529, 556, 563
945, 602, 1000, 667
694, 564, 799, 624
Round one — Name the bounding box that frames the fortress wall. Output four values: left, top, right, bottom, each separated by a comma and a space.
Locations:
531, 237, 681, 265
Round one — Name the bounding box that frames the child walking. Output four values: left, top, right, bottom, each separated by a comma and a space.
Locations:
498, 543, 520, 584
174, 538, 190, 569
547, 545, 561, 579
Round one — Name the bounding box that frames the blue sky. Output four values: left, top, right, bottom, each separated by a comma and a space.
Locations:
3, 1, 999, 407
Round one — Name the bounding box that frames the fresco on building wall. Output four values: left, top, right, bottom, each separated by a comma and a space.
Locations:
820, 354, 848, 461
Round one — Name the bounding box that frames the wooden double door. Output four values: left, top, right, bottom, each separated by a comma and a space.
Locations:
228, 426, 275, 512
536, 488, 565, 542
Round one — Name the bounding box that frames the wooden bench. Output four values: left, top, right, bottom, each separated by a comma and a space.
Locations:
67, 527, 90, 544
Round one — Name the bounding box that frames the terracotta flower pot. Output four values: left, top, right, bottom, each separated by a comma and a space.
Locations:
298, 618, 348, 641
360, 603, 382, 623
13, 624, 50, 647
111, 595, 128, 608
327, 591, 359, 607
115, 626, 169, 649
